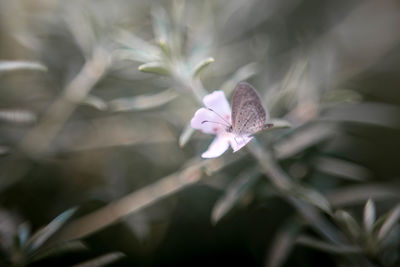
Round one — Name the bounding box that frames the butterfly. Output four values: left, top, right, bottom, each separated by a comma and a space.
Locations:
204, 82, 273, 137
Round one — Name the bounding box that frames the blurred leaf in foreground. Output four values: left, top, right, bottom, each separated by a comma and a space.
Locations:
0, 61, 47, 73
334, 210, 361, 241
179, 123, 195, 148
266, 220, 302, 267
109, 89, 178, 112
138, 62, 170, 75
296, 235, 361, 255
0, 110, 37, 124
24, 207, 77, 254
363, 199, 376, 235
82, 95, 108, 111
192, 57, 215, 77
377, 204, 400, 244
211, 170, 260, 224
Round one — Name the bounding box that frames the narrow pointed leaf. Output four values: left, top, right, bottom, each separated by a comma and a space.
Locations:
296, 235, 361, 254
192, 57, 215, 77
0, 110, 37, 124
0, 61, 47, 73
377, 204, 400, 242
109, 89, 177, 112
268, 119, 292, 129
30, 240, 88, 263
17, 223, 31, 248
266, 221, 301, 267
211, 171, 259, 224
274, 124, 336, 160
363, 198, 376, 234
335, 210, 361, 239
151, 6, 171, 47
66, 252, 124, 267
179, 123, 195, 147
82, 95, 108, 110
220, 62, 259, 95
171, 0, 185, 29
294, 186, 332, 214
326, 184, 400, 207
158, 39, 171, 57
115, 30, 160, 63
138, 62, 170, 75
314, 156, 372, 182
25, 207, 77, 253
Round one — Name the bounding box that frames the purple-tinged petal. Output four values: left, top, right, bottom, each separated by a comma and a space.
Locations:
202, 90, 231, 122
191, 108, 225, 134
201, 136, 230, 158
229, 135, 253, 152
190, 90, 254, 158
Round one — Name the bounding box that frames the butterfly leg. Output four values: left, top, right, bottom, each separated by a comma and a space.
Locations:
234, 136, 239, 145
240, 135, 246, 145
234, 135, 246, 146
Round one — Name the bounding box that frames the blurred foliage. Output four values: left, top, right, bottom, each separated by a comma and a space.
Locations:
1, 0, 400, 266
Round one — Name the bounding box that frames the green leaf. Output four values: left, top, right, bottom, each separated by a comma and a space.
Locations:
82, 95, 108, 111
273, 124, 337, 160
17, 223, 31, 248
326, 184, 400, 207
323, 88, 363, 104
115, 30, 160, 63
29, 240, 88, 263
294, 185, 332, 214
0, 110, 37, 124
158, 39, 171, 57
171, 0, 185, 29
377, 204, 400, 243
313, 156, 371, 182
138, 62, 170, 75
109, 88, 177, 112
296, 235, 361, 254
151, 6, 171, 49
192, 57, 215, 77
220, 62, 260, 95
211, 171, 259, 224
267, 119, 292, 129
266, 221, 302, 267
334, 210, 361, 239
179, 123, 195, 148
65, 252, 124, 267
363, 198, 376, 234
323, 102, 400, 129
24, 207, 77, 253
0, 61, 47, 73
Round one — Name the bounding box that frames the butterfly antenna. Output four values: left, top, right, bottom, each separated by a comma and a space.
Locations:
207, 108, 231, 125
201, 120, 229, 127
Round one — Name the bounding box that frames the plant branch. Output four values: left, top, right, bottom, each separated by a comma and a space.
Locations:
19, 48, 110, 156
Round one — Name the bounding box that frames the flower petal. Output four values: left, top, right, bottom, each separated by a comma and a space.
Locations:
229, 135, 253, 152
201, 136, 230, 158
191, 108, 225, 134
202, 90, 231, 122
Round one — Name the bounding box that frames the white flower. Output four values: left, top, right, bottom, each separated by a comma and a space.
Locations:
190, 90, 252, 158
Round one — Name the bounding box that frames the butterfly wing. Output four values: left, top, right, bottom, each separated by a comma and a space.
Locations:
231, 82, 269, 135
